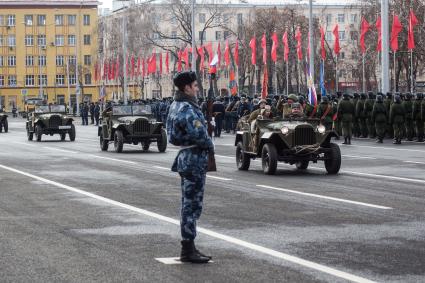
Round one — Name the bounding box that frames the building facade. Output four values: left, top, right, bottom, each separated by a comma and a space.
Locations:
0, 0, 99, 112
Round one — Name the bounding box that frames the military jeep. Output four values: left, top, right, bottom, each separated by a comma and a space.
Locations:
26, 105, 75, 142
235, 116, 341, 175
98, 104, 167, 153
0, 114, 8, 133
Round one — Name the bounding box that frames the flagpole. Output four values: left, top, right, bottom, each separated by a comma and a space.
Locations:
286, 61, 289, 95
393, 51, 396, 92
297, 60, 300, 94
335, 55, 338, 92
274, 62, 278, 96
410, 50, 414, 93
362, 53, 366, 93
255, 65, 258, 95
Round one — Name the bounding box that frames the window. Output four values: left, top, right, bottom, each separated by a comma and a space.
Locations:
56, 55, 64, 66
8, 56, 16, 66
152, 33, 159, 40
0, 15, 4, 26
56, 75, 65, 86
215, 13, 221, 24
7, 15, 16, 26
8, 35, 16, 47
38, 75, 47, 86
68, 15, 76, 26
223, 14, 229, 23
25, 15, 33, 26
215, 31, 221, 40
339, 31, 346, 41
37, 15, 46, 26
68, 55, 76, 66
25, 56, 34, 66
38, 56, 46, 66
0, 75, 4, 86
171, 31, 177, 39
38, 35, 46, 46
0, 35, 3, 46
223, 31, 230, 39
57, 95, 65, 105
325, 31, 332, 41
55, 35, 64, 46
83, 35, 91, 45
84, 55, 91, 66
199, 13, 205, 23
83, 15, 90, 26
85, 73, 92, 85
55, 15, 64, 26
68, 74, 76, 85
237, 13, 243, 25
25, 75, 35, 86
0, 56, 3, 66
68, 35, 76, 46
198, 31, 206, 41
351, 14, 358, 23
339, 69, 346, 78
338, 14, 345, 23
25, 35, 34, 46
326, 14, 332, 24
8, 75, 17, 86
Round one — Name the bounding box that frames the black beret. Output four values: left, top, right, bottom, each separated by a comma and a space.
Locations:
173, 71, 197, 89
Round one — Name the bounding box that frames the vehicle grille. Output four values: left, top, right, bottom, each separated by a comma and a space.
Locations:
134, 118, 150, 134
49, 115, 62, 128
293, 125, 316, 146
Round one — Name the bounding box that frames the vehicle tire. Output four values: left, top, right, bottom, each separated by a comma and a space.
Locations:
27, 129, 33, 141
114, 130, 124, 153
3, 120, 7, 133
324, 143, 341, 174
36, 125, 42, 142
69, 124, 76, 141
295, 161, 309, 170
60, 133, 66, 141
100, 135, 109, 151
262, 143, 278, 175
142, 141, 150, 151
157, 129, 167, 152
236, 141, 250, 170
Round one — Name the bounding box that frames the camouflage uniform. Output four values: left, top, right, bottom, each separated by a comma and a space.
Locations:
402, 94, 414, 141
337, 94, 355, 144
384, 93, 394, 138
167, 91, 214, 241
364, 92, 376, 138
372, 96, 387, 143
390, 96, 405, 144
412, 93, 424, 142
356, 94, 368, 138
317, 98, 333, 131
352, 93, 360, 137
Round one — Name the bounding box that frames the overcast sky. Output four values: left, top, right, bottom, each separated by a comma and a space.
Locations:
100, 0, 113, 9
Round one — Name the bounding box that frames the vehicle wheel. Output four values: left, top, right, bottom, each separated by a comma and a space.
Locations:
100, 135, 109, 151
295, 161, 309, 170
142, 141, 150, 151
236, 141, 250, 170
36, 125, 43, 142
324, 143, 341, 174
27, 129, 33, 141
114, 130, 124, 153
262, 143, 278, 175
69, 124, 76, 141
3, 120, 8, 133
60, 133, 66, 141
157, 129, 167, 152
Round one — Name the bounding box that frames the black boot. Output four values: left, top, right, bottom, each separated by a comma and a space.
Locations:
347, 137, 351, 145
180, 240, 210, 263
342, 137, 347, 144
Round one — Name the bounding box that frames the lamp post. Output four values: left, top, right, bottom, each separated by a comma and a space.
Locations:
381, 0, 390, 93
191, 0, 196, 72
308, 0, 314, 82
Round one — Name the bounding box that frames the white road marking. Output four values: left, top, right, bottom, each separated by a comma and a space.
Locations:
0, 163, 376, 283
155, 257, 213, 264
215, 154, 234, 160
154, 166, 169, 170
342, 155, 377, 160
12, 141, 37, 146
154, 166, 233, 181
350, 144, 425, 154
89, 155, 137, 165
42, 147, 78, 154
256, 185, 392, 210
403, 161, 425, 165
341, 170, 425, 185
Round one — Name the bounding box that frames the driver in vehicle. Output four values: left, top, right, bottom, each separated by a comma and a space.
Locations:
249, 105, 274, 150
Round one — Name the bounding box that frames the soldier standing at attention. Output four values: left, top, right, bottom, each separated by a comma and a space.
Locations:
356, 93, 368, 138
412, 93, 424, 142
364, 92, 375, 139
317, 96, 334, 131
384, 92, 393, 138
403, 93, 414, 141
167, 71, 213, 264
372, 94, 388, 143
390, 94, 405, 144
352, 93, 360, 137
337, 93, 355, 145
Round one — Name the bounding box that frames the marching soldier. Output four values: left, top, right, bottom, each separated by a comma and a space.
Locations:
412, 93, 424, 142
356, 93, 368, 138
167, 71, 214, 263
352, 93, 360, 137
384, 92, 393, 138
337, 93, 354, 145
317, 96, 334, 131
364, 92, 375, 139
403, 93, 414, 141
372, 94, 388, 143
390, 94, 405, 145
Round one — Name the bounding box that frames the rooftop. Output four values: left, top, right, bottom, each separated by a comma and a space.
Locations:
0, 0, 100, 7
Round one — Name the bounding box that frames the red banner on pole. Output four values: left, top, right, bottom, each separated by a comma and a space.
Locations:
165, 52, 169, 73
271, 32, 278, 62
261, 33, 267, 65
333, 25, 340, 55
295, 27, 302, 60
376, 16, 382, 52
224, 40, 230, 66
360, 17, 370, 54
249, 36, 256, 66
408, 10, 418, 50
320, 27, 326, 60
390, 14, 403, 52
282, 31, 289, 62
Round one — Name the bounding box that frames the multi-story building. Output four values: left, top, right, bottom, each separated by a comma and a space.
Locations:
0, 0, 99, 112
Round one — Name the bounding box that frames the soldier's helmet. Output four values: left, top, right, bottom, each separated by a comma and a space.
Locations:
322, 96, 329, 103
298, 95, 305, 104
386, 92, 393, 98
416, 93, 423, 100
288, 94, 299, 102
353, 93, 359, 98
376, 95, 383, 102
343, 93, 351, 99
367, 91, 374, 99
360, 93, 367, 99
405, 93, 412, 100
394, 95, 402, 103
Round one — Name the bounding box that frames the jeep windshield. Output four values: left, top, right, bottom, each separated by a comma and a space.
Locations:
132, 105, 152, 115
50, 105, 66, 113
34, 106, 50, 113
112, 106, 133, 116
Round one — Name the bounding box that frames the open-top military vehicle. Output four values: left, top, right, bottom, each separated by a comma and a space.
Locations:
0, 114, 8, 133
22, 97, 44, 118
235, 116, 341, 175
26, 105, 75, 142
98, 104, 167, 153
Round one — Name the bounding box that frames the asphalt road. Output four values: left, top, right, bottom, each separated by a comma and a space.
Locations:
1, 117, 425, 283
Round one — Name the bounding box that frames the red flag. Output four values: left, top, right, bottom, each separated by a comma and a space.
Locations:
108, 60, 113, 81
282, 31, 289, 62
142, 58, 145, 77
271, 32, 278, 62
165, 52, 169, 73
177, 50, 182, 72
198, 46, 204, 72
205, 43, 213, 64
261, 67, 268, 99
320, 27, 326, 60
147, 53, 156, 74
376, 16, 382, 52
261, 33, 267, 65
333, 25, 340, 55
234, 41, 239, 66
94, 61, 99, 82
224, 40, 230, 66
182, 48, 189, 70
130, 55, 135, 78
295, 27, 302, 60
408, 10, 418, 50
249, 36, 256, 66
159, 53, 163, 75
390, 14, 403, 52
360, 17, 370, 54
217, 42, 221, 68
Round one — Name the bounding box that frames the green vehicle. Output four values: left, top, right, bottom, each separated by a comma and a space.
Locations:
98, 104, 167, 153
235, 116, 341, 175
26, 105, 75, 142
0, 114, 8, 133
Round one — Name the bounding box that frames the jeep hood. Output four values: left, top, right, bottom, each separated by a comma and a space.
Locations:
117, 116, 149, 123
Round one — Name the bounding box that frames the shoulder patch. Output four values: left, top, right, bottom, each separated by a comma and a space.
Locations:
193, 120, 202, 128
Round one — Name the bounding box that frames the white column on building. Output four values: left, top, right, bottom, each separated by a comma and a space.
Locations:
381, 0, 390, 93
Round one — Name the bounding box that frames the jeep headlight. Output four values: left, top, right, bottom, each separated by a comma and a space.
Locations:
317, 124, 326, 134
281, 126, 289, 135
125, 120, 132, 125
